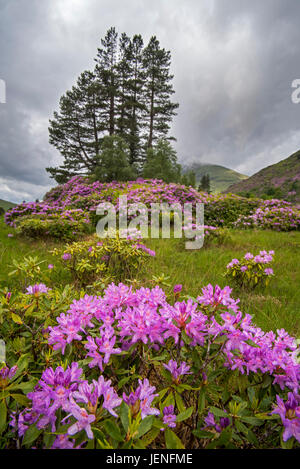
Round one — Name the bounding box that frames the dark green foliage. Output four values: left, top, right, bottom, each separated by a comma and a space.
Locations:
142, 36, 179, 151
198, 174, 211, 193
204, 196, 260, 227
92, 135, 137, 182
181, 170, 196, 188
142, 139, 181, 183
47, 27, 179, 183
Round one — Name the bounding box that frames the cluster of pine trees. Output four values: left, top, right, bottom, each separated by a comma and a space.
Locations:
198, 174, 211, 193
47, 27, 184, 184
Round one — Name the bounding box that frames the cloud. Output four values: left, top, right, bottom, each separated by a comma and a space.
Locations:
0, 0, 300, 202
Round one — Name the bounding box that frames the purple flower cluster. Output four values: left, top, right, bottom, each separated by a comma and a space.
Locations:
13, 362, 122, 445
123, 379, 160, 419
226, 250, 275, 287
0, 364, 17, 386
163, 360, 191, 383
47, 282, 299, 395
26, 283, 50, 296
271, 392, 300, 442
235, 199, 300, 232
5, 178, 212, 230
203, 411, 230, 433
162, 405, 177, 429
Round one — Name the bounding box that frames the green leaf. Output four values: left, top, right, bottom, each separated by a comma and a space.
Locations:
22, 424, 42, 446
14, 353, 30, 378
119, 401, 130, 432
240, 416, 264, 426
11, 313, 23, 325
176, 406, 193, 423
209, 406, 228, 418
0, 400, 7, 434
181, 331, 192, 345
10, 393, 30, 407
207, 427, 232, 449
175, 392, 185, 413
165, 428, 185, 449
104, 419, 124, 442
254, 412, 278, 420
162, 392, 175, 410
198, 387, 206, 413
245, 339, 260, 348
192, 429, 213, 439
141, 427, 160, 447
136, 416, 154, 439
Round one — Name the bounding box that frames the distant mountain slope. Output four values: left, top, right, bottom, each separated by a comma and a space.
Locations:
183, 163, 248, 193
0, 199, 17, 211
224, 149, 300, 200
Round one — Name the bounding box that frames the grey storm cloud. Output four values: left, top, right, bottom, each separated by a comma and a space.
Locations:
1, 0, 300, 202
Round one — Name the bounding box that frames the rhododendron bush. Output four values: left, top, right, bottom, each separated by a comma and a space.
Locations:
4, 178, 300, 239
0, 282, 299, 449
1, 177, 300, 450
226, 250, 275, 289
53, 234, 156, 287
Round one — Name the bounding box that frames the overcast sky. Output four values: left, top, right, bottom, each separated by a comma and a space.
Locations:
1, 0, 300, 203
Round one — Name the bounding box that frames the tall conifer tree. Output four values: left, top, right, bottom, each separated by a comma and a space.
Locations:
47, 27, 179, 183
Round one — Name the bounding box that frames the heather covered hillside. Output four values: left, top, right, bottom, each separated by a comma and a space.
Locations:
225, 150, 300, 201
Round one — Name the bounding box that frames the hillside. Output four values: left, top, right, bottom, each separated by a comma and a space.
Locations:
183, 163, 248, 192
224, 149, 300, 200
0, 199, 16, 211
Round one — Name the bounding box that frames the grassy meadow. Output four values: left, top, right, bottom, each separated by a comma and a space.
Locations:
1, 216, 299, 337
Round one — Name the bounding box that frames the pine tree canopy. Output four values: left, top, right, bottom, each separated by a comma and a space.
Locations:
47, 27, 179, 184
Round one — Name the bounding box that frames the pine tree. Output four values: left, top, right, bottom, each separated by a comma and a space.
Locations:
47, 28, 179, 183
142, 36, 179, 151
127, 34, 145, 167
116, 34, 145, 167
92, 135, 136, 182
47, 70, 103, 182
94, 27, 119, 136
198, 174, 211, 193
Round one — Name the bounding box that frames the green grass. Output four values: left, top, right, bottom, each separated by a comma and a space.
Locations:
146, 231, 300, 337
1, 216, 300, 337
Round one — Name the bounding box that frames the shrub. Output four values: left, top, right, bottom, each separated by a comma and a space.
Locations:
234, 200, 300, 231
225, 250, 275, 289
1, 282, 299, 449
52, 233, 155, 287
14, 210, 91, 240
179, 225, 231, 249
204, 194, 260, 227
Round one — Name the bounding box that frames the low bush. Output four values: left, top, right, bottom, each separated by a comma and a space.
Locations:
52, 233, 155, 287
14, 210, 91, 241
225, 250, 275, 289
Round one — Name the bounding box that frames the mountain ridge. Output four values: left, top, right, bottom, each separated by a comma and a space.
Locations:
0, 199, 17, 211
224, 149, 300, 201
182, 162, 248, 192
